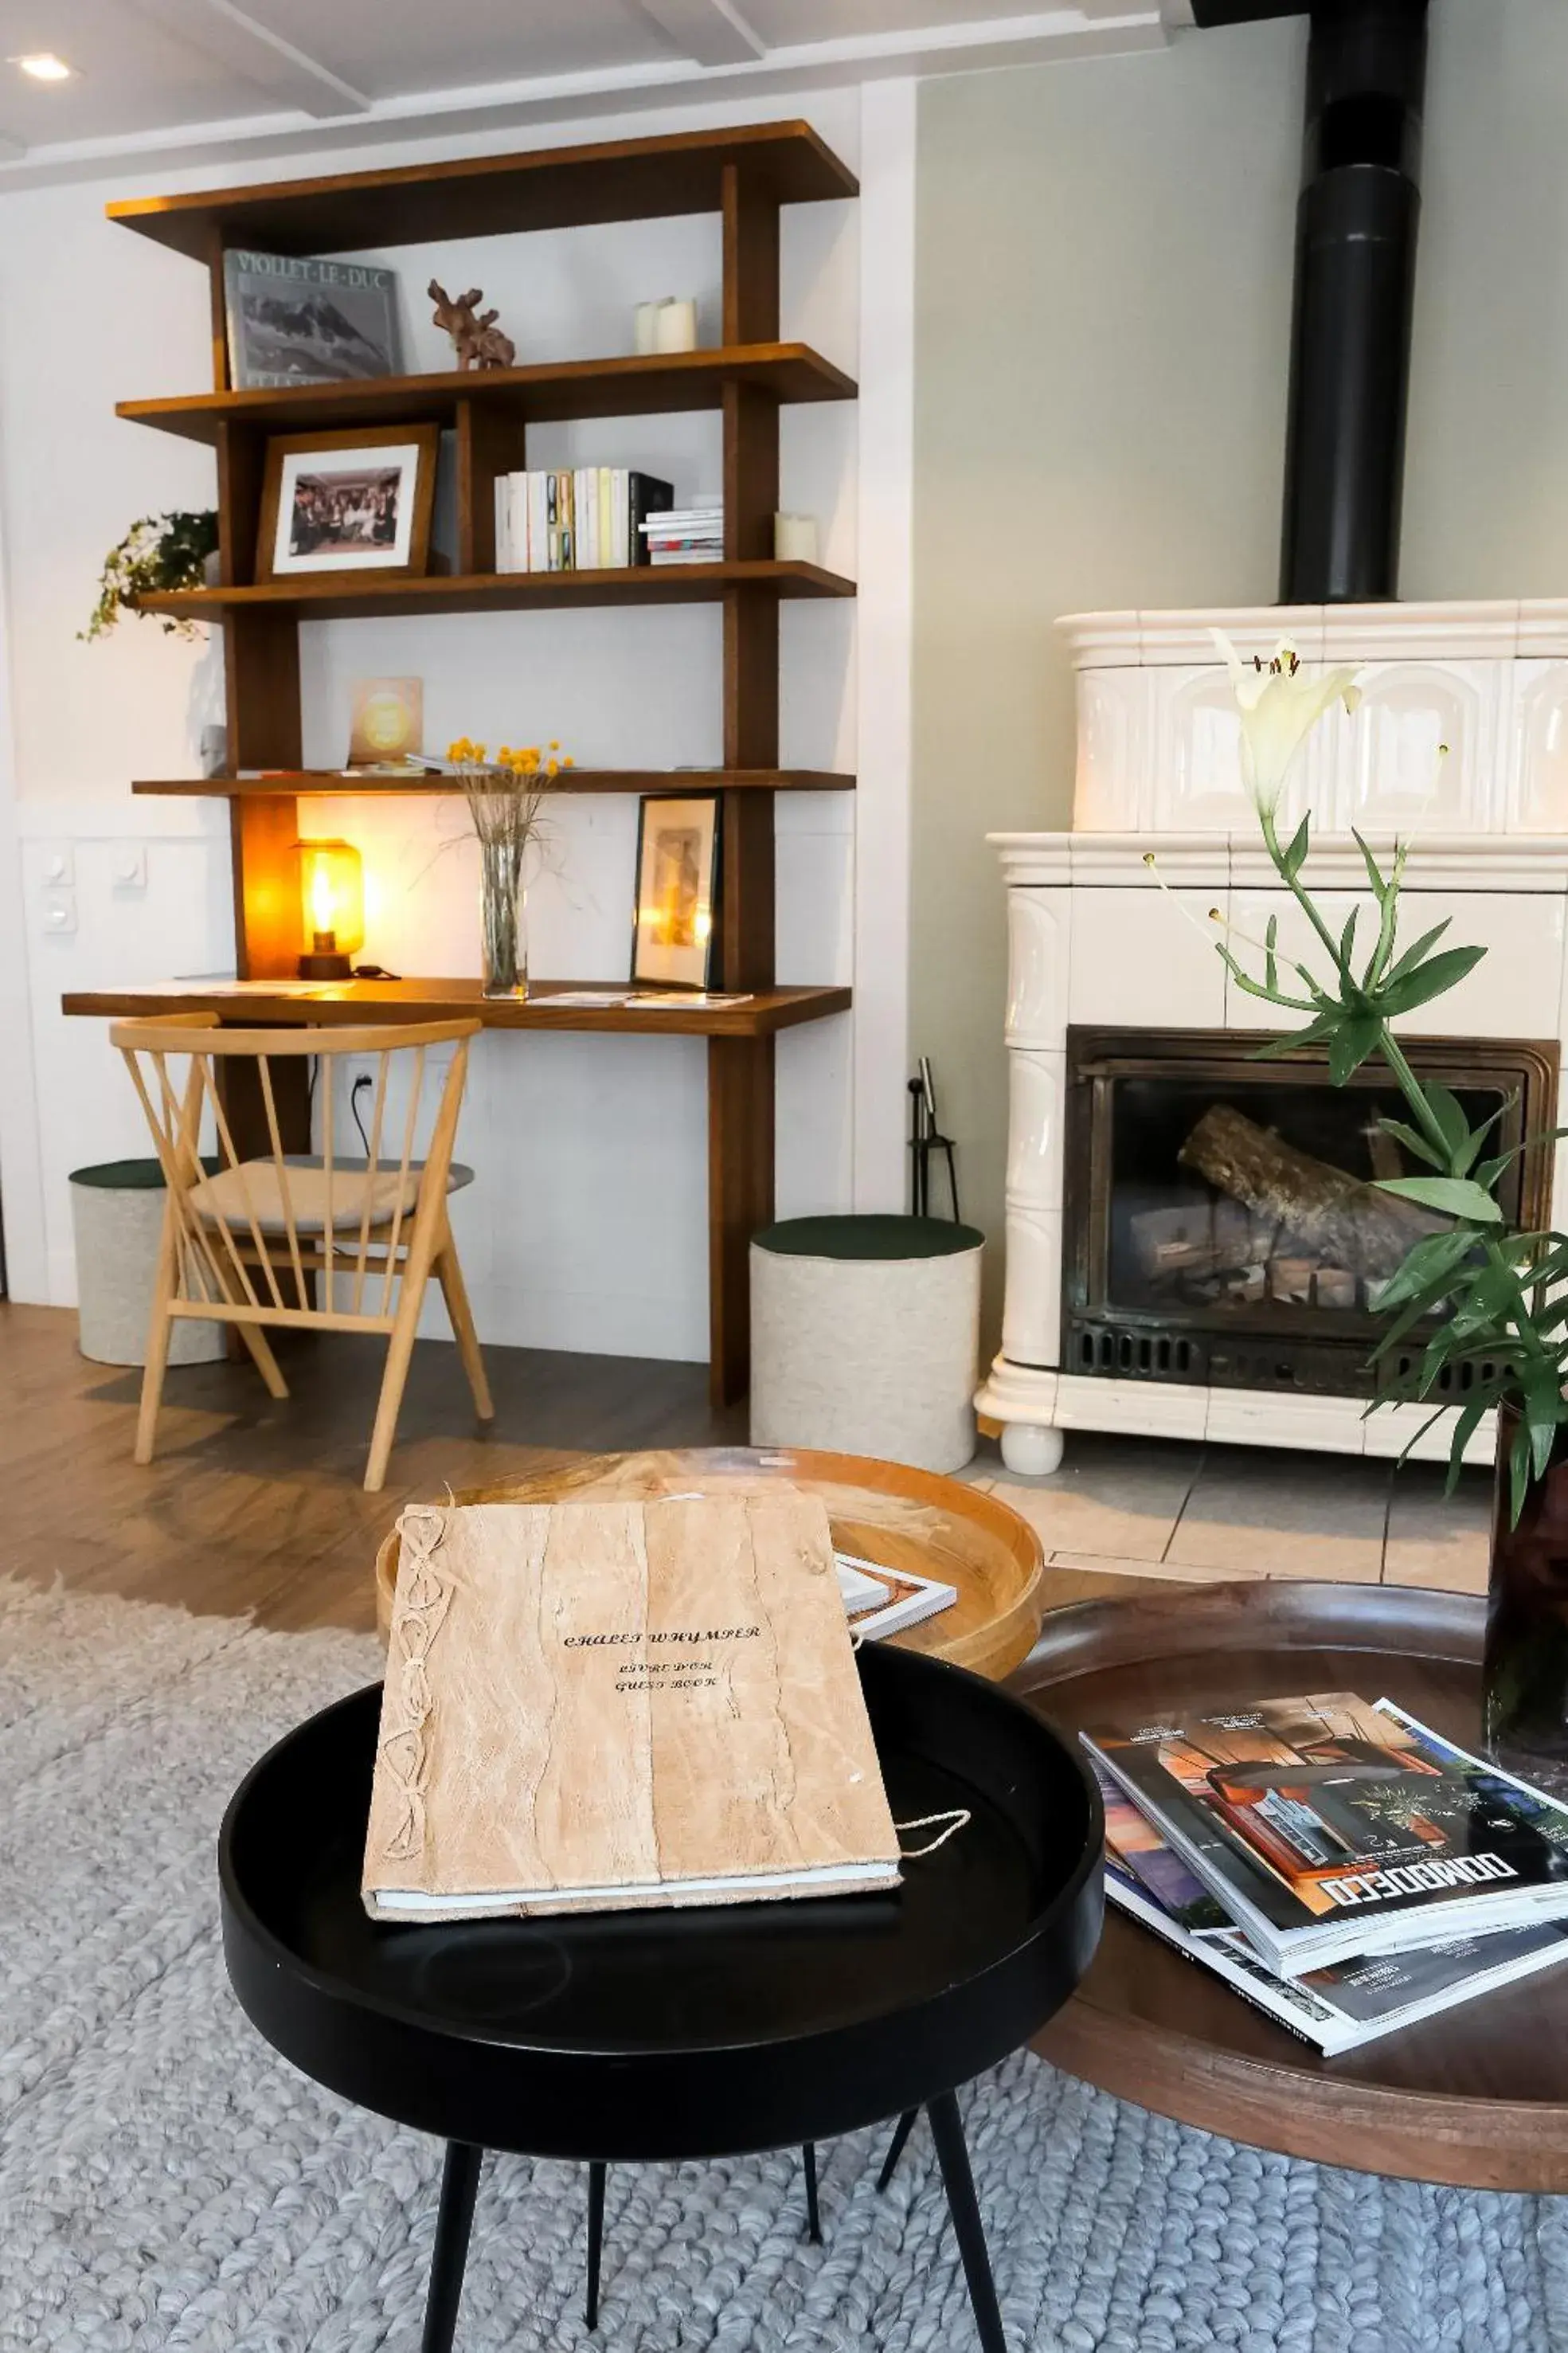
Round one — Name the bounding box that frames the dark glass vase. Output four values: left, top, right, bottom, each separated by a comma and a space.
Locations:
1485, 1408, 1568, 1800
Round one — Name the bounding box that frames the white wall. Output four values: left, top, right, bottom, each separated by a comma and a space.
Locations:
0, 84, 915, 1356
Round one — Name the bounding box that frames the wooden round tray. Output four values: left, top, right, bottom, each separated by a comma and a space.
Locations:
1013, 1578, 1568, 2192
373, 1447, 1045, 1682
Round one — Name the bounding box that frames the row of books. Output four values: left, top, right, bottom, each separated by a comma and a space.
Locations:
494, 468, 674, 574
1086, 1690, 1568, 2053
641, 503, 724, 566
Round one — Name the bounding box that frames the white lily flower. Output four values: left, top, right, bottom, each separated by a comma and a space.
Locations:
1211, 628, 1362, 819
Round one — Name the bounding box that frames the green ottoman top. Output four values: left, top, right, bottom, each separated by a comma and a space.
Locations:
753, 1213, 983, 1260
69, 1156, 221, 1188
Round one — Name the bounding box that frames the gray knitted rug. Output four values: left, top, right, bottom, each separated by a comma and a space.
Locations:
4, 1576, 1568, 2353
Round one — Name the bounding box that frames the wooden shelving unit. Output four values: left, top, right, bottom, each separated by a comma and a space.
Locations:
117, 343, 855, 441
134, 769, 854, 797
135, 558, 854, 623
101, 116, 861, 1406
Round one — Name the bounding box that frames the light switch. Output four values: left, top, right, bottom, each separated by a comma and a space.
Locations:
39, 842, 73, 886
111, 844, 148, 891
41, 889, 76, 937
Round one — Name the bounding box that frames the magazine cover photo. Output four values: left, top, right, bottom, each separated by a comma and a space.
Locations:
1090, 1691, 1568, 1929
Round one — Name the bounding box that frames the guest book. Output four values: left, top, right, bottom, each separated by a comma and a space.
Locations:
364, 1494, 902, 1922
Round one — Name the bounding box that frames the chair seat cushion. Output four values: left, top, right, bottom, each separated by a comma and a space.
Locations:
189, 1156, 463, 1236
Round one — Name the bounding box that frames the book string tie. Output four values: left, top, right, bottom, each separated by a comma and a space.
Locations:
894, 1810, 972, 1858
847, 1634, 972, 1854
378, 1505, 455, 1863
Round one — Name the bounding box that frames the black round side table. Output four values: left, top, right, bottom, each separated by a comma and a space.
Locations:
218, 1642, 1102, 2351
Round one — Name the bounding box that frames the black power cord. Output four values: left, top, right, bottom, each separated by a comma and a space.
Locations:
350, 1072, 374, 1157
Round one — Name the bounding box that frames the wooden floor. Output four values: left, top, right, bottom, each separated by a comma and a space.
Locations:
0, 1302, 747, 1634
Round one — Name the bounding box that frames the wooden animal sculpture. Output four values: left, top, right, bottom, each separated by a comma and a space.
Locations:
428, 280, 517, 371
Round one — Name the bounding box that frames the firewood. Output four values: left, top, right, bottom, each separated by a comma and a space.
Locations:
1177, 1101, 1445, 1279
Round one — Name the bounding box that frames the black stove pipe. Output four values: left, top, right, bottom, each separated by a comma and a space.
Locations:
1279, 0, 1429, 604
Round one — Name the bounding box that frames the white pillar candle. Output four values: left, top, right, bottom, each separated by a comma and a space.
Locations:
634, 300, 666, 355
773, 513, 819, 565
652, 297, 699, 353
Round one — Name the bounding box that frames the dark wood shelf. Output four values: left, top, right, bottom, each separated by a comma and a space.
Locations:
65, 978, 851, 1039
97, 117, 861, 1407
117, 344, 856, 445
137, 560, 855, 622
134, 769, 854, 798
108, 122, 858, 260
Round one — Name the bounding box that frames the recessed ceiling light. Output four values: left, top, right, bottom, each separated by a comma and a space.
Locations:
13, 53, 74, 81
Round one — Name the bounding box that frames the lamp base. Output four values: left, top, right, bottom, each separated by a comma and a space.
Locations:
298, 951, 353, 980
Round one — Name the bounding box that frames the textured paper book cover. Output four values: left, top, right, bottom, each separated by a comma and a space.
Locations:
364, 1494, 902, 1921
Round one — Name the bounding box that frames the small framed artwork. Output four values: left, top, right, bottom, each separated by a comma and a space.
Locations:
256, 424, 439, 581
631, 794, 721, 989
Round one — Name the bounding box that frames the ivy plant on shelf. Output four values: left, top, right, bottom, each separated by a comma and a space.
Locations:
82, 510, 219, 641
1160, 633, 1568, 1783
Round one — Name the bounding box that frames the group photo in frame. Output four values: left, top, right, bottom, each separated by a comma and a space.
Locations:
256, 423, 440, 582
630, 794, 721, 989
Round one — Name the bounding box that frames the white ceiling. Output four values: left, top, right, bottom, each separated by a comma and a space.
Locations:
0, 0, 1196, 183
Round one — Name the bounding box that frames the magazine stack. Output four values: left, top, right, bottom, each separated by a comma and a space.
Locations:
1085, 1691, 1568, 2053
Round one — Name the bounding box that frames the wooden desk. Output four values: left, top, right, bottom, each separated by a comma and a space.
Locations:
63, 977, 851, 1406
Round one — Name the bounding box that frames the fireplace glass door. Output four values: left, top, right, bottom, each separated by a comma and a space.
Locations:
1063, 1030, 1558, 1398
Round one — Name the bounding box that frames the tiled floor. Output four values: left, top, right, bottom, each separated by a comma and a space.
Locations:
968, 1431, 1492, 1594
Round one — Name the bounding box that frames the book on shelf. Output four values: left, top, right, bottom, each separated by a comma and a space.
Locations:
222, 249, 400, 390
364, 1494, 902, 1922
494, 468, 675, 574
836, 1552, 958, 1641
1091, 1754, 1568, 2055
642, 503, 725, 566
1084, 1691, 1568, 1976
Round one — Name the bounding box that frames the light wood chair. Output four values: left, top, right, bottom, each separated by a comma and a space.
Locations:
111, 1013, 492, 1492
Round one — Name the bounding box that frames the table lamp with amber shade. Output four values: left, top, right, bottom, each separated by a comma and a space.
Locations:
295, 838, 364, 979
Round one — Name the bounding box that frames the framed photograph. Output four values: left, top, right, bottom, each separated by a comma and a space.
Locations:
631, 794, 721, 989
224, 249, 400, 390
257, 425, 439, 581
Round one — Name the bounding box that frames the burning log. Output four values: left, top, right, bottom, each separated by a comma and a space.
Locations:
1177, 1102, 1446, 1281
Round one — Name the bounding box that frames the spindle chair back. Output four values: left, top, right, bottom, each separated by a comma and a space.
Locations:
111, 1013, 491, 1491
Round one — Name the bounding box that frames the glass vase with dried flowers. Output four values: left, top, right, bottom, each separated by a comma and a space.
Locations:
448, 738, 574, 998
1152, 635, 1568, 1791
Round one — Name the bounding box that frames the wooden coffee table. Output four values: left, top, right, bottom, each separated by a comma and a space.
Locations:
374, 1445, 1045, 1682
1014, 1578, 1568, 2193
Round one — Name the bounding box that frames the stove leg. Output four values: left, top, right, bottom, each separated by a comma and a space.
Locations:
585, 2160, 606, 2328
802, 2142, 822, 2242
421, 2141, 483, 2353
928, 2091, 1006, 2353
876, 2108, 920, 2192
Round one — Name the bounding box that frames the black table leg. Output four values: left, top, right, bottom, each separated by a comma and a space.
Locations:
927, 2091, 1006, 2353
585, 2161, 607, 2328
421, 2141, 483, 2353
801, 2142, 822, 2243
876, 2108, 920, 2192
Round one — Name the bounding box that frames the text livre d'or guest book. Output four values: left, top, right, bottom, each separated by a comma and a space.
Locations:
364, 1495, 903, 1922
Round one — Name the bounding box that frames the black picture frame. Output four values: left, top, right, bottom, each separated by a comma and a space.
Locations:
630, 793, 721, 989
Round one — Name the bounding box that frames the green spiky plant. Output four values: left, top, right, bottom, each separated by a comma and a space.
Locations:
1180, 634, 1566, 1529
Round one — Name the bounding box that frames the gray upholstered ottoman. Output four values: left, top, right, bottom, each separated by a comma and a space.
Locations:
749, 1214, 985, 1473
69, 1158, 225, 1368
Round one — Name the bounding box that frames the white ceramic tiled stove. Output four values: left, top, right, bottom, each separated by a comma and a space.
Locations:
977, 600, 1568, 1476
